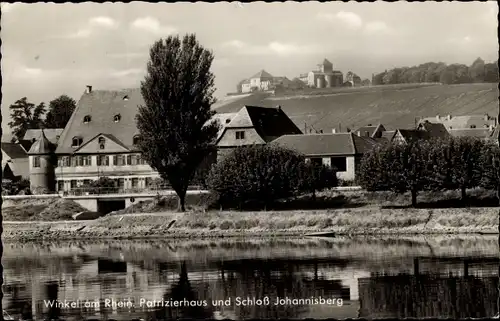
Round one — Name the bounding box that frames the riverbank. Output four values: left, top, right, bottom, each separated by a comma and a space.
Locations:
3, 207, 498, 241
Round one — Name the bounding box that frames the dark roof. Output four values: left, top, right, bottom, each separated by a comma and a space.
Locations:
211, 112, 238, 140
28, 130, 53, 155
320, 58, 333, 66
17, 140, 34, 152
249, 70, 274, 79
23, 128, 63, 144
396, 129, 423, 142
417, 122, 450, 138
449, 128, 493, 138
354, 124, 386, 138
223, 105, 302, 142
1, 142, 27, 159
271, 132, 377, 156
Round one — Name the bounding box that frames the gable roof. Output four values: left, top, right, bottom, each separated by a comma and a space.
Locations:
22, 128, 63, 144
249, 70, 274, 80
381, 130, 396, 141
73, 133, 131, 153
211, 112, 238, 140
271, 132, 377, 156
417, 122, 450, 138
1, 142, 27, 159
396, 129, 423, 142
224, 105, 302, 142
56, 88, 143, 154
28, 130, 53, 155
354, 124, 386, 138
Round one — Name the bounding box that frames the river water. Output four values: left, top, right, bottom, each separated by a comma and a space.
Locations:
2, 236, 499, 320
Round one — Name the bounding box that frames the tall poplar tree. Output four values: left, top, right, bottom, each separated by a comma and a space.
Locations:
136, 34, 219, 211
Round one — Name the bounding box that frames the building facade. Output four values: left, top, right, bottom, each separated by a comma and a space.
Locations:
271, 132, 378, 181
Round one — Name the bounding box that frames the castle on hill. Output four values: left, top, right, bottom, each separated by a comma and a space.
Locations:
235, 58, 363, 94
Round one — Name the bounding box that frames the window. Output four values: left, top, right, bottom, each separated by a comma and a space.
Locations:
137, 154, 146, 165
82, 156, 92, 166
145, 177, 152, 188
72, 137, 83, 148
133, 135, 140, 145
114, 114, 121, 122
98, 137, 105, 150
83, 179, 91, 186
97, 155, 109, 166
310, 158, 322, 166
57, 181, 64, 192
127, 155, 132, 165
33, 156, 41, 168
83, 115, 92, 124
131, 178, 139, 188
130, 155, 137, 165
235, 131, 245, 140
470, 125, 477, 129
70, 180, 77, 189
118, 178, 125, 189
330, 157, 347, 172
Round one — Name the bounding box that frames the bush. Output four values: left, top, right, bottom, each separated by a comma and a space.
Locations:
480, 141, 500, 202
1, 178, 30, 195
207, 145, 332, 209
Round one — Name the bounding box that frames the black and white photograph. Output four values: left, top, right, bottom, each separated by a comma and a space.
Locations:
0, 1, 499, 320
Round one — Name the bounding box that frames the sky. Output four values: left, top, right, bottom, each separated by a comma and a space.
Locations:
1, 1, 498, 136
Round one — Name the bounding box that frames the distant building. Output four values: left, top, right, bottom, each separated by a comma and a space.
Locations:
418, 114, 497, 130
344, 71, 362, 87
1, 142, 29, 181
305, 59, 343, 88
354, 124, 387, 139
216, 105, 303, 159
238, 70, 290, 93
272, 132, 378, 181
391, 122, 450, 145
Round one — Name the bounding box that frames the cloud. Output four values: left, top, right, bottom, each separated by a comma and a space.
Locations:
447, 36, 473, 46
222, 40, 317, 56
364, 21, 393, 35
317, 11, 363, 29
130, 16, 177, 35
66, 16, 119, 39
89, 16, 118, 28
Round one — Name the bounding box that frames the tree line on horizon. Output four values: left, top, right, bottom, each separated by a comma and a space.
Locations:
371, 58, 499, 86
7, 95, 76, 143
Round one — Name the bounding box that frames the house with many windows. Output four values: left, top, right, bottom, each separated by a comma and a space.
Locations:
271, 132, 378, 181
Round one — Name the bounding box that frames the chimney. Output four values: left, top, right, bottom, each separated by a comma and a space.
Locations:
357, 131, 361, 136
484, 114, 489, 121
436, 115, 440, 121
332, 128, 336, 134
319, 129, 323, 133
447, 114, 452, 121
277, 105, 282, 111
365, 131, 370, 137
86, 85, 92, 94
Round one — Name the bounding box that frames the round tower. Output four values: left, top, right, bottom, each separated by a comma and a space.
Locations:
316, 75, 325, 88
325, 74, 333, 88
28, 129, 56, 194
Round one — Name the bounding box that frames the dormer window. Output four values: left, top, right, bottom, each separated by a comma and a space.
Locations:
72, 136, 83, 148
114, 114, 121, 122
83, 115, 92, 124
133, 135, 140, 145
470, 125, 476, 129
123, 95, 129, 101
98, 137, 105, 150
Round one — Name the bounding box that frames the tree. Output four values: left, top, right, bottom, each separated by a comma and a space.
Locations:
206, 145, 308, 210
300, 162, 338, 201
8, 97, 46, 142
469, 57, 486, 82
44, 95, 77, 129
484, 63, 499, 83
480, 142, 500, 204
432, 137, 484, 200
136, 34, 219, 212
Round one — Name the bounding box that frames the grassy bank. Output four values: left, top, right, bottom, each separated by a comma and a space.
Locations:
3, 206, 498, 241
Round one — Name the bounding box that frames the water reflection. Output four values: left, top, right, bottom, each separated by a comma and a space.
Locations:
2, 236, 499, 320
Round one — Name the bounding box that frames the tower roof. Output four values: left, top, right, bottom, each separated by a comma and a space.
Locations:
249, 69, 274, 79
28, 129, 53, 155
319, 58, 333, 66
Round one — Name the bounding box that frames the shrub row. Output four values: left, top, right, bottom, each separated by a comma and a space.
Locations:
206, 145, 337, 209
357, 137, 500, 207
